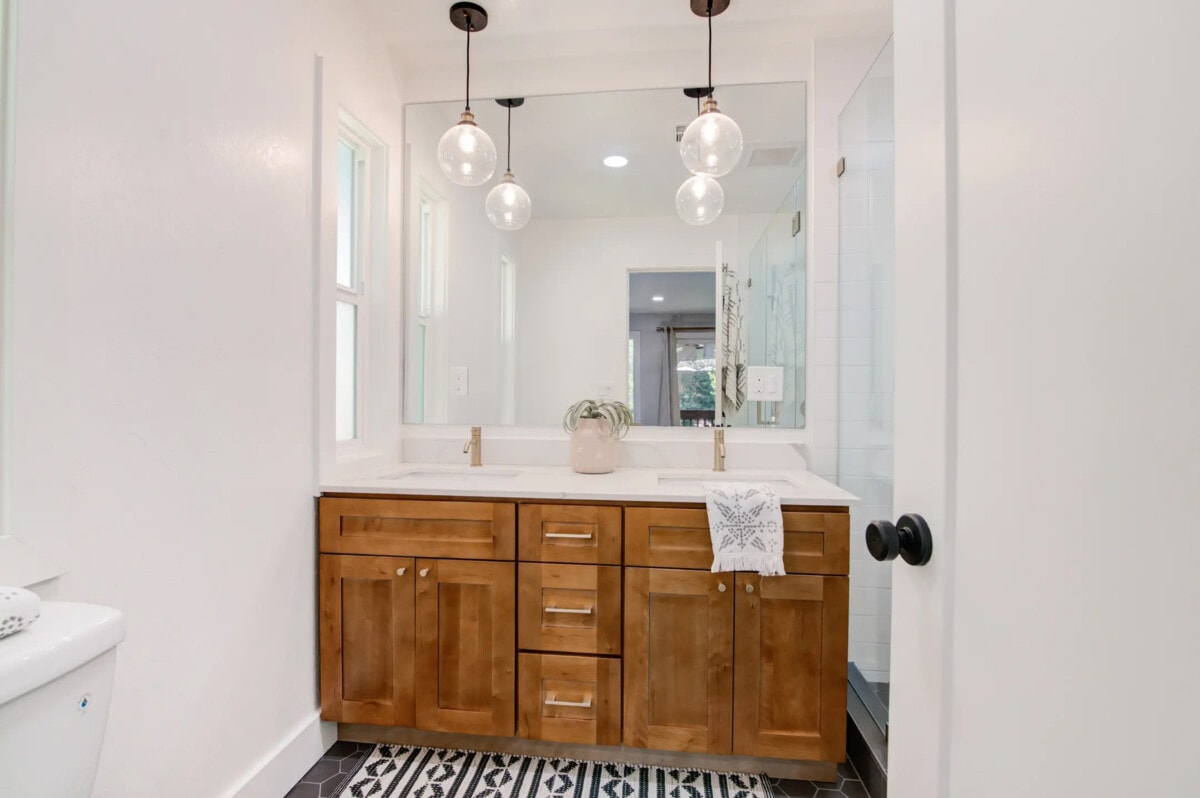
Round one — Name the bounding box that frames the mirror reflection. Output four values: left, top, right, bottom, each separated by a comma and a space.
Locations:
403, 82, 807, 428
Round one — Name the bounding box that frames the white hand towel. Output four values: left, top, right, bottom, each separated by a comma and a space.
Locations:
705, 482, 786, 576
0, 586, 41, 639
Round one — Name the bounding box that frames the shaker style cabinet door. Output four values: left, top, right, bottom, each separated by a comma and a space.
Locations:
319, 554, 415, 726
733, 573, 849, 761
623, 567, 734, 754
414, 558, 516, 736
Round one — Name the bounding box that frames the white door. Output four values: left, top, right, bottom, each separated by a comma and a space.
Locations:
889, 1, 1200, 796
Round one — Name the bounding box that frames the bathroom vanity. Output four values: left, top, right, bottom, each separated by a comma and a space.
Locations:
317, 466, 854, 780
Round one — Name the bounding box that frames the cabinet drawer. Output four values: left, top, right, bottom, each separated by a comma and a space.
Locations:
518, 563, 621, 655
319, 498, 515, 559
519, 504, 622, 564
625, 507, 850, 575
518, 653, 621, 746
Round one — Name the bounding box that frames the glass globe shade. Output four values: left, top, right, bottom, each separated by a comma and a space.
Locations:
676, 174, 724, 226
679, 99, 744, 178
438, 112, 497, 187
485, 171, 532, 231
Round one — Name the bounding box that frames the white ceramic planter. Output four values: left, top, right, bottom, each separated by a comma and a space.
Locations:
569, 417, 618, 474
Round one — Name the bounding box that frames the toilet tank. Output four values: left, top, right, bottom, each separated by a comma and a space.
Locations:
0, 602, 125, 798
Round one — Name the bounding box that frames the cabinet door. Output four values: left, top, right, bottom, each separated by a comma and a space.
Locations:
623, 568, 734, 754
415, 558, 516, 736
319, 554, 415, 726
733, 574, 849, 761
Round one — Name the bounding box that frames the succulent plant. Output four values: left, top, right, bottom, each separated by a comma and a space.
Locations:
562, 399, 634, 440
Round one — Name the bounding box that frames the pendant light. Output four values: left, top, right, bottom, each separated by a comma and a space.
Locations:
676, 174, 725, 226
485, 98, 532, 231
437, 3, 497, 187
679, 0, 744, 178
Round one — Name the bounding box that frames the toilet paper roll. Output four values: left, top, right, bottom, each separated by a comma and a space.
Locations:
0, 586, 41, 639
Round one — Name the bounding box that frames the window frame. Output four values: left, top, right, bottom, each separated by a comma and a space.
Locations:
331, 110, 387, 461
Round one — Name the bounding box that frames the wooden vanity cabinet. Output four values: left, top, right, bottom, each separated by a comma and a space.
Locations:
319, 499, 516, 736
319, 494, 850, 778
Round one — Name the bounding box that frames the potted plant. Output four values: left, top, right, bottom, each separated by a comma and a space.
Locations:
562, 399, 633, 474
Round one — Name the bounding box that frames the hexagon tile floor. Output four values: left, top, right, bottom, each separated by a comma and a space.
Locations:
284, 742, 373, 798
288, 742, 873, 798
769, 759, 873, 798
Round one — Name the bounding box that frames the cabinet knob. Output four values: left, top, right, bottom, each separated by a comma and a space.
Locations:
746, 584, 755, 593
717, 582, 727, 593
866, 513, 934, 566
396, 567, 406, 577
419, 568, 430, 578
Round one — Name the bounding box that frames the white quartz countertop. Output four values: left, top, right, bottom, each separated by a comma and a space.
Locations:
321, 464, 857, 506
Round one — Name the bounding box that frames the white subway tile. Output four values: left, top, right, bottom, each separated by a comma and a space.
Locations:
813, 282, 838, 310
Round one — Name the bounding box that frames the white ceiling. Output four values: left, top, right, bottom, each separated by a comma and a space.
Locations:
629, 271, 716, 315
363, 0, 893, 75
407, 81, 806, 219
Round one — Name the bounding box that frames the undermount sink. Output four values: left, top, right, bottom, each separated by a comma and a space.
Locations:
656, 473, 798, 491
383, 469, 523, 481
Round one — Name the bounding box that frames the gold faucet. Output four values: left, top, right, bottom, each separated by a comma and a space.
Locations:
463, 426, 482, 467
713, 428, 726, 472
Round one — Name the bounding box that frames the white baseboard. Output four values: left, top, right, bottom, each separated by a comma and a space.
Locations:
223, 711, 338, 798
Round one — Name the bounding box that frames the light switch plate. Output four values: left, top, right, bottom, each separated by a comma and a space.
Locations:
451, 366, 469, 396
746, 366, 784, 402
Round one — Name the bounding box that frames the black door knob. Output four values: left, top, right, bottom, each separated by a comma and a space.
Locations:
866, 513, 933, 566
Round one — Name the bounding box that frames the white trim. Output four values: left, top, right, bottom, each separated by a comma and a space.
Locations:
222, 712, 336, 798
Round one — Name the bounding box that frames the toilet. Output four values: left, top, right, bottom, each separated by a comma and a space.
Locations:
0, 601, 125, 798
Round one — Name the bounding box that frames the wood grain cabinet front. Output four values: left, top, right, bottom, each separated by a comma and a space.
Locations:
319, 553, 516, 736
733, 573, 849, 761
623, 567, 734, 755
319, 497, 516, 560
518, 563, 622, 655
519, 504, 622, 565
414, 558, 516, 736
625, 506, 850, 575
319, 554, 415, 727
518, 653, 621, 746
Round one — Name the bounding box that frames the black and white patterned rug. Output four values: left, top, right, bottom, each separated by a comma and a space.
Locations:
335, 745, 774, 798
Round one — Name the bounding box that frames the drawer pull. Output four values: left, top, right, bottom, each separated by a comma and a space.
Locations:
396, 567, 407, 577
544, 606, 593, 615
544, 532, 593, 540
545, 692, 592, 708
718, 582, 727, 592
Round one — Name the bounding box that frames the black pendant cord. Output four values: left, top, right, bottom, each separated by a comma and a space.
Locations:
707, 0, 714, 99
506, 105, 512, 172
465, 15, 472, 112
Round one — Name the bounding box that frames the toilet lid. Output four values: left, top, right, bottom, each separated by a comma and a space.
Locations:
0, 602, 124, 706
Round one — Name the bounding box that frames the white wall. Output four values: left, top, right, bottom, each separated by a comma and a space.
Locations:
7, 1, 404, 796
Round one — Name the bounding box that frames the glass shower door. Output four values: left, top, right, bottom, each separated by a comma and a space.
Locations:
838, 40, 895, 734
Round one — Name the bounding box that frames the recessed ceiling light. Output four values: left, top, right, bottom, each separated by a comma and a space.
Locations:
603, 155, 629, 168
651, 295, 665, 302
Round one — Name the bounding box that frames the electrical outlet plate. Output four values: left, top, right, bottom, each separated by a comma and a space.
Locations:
746, 366, 784, 402
451, 366, 469, 396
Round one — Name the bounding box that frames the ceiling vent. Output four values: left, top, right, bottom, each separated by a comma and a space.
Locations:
745, 146, 801, 168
